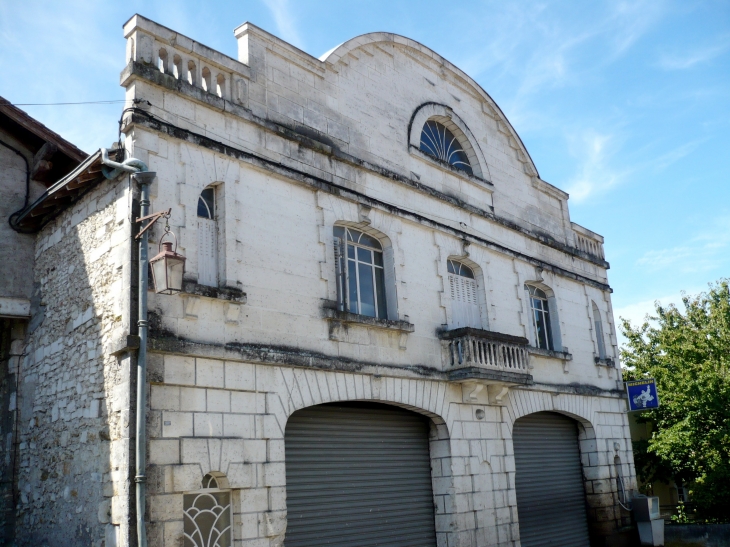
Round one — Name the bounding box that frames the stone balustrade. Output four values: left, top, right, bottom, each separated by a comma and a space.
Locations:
439, 328, 532, 384
572, 222, 605, 260
124, 15, 250, 106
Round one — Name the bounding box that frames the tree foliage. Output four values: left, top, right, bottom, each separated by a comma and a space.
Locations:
620, 280, 730, 519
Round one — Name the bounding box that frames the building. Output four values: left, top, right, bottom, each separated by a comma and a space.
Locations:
0, 97, 87, 544
4, 14, 639, 547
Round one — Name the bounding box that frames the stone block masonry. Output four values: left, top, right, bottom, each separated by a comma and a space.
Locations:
11, 178, 134, 547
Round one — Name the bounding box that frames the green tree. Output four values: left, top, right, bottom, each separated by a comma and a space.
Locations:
621, 280, 730, 520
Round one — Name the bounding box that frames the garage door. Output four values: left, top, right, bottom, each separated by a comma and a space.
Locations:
284, 402, 437, 547
513, 412, 591, 547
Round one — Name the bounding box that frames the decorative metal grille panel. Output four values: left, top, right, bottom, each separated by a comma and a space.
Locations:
419, 120, 473, 175
183, 491, 232, 547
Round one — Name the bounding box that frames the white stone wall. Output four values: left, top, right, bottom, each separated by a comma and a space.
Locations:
111, 15, 636, 547
145, 354, 635, 547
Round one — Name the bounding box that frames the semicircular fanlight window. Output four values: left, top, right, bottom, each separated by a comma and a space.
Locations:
419, 120, 473, 175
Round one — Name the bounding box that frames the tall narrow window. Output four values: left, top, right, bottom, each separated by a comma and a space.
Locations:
527, 285, 553, 350
419, 120, 473, 175
183, 473, 232, 547
592, 301, 606, 359
448, 259, 480, 329
333, 226, 387, 319
197, 187, 217, 287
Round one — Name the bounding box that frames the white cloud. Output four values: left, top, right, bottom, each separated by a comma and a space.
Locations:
613, 285, 707, 349
636, 216, 730, 273
657, 35, 730, 70
564, 130, 627, 202
261, 0, 304, 50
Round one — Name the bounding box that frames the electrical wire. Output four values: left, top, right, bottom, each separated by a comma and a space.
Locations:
7, 100, 130, 106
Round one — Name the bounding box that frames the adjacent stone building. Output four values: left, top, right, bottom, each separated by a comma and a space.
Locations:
5, 14, 639, 547
0, 98, 87, 545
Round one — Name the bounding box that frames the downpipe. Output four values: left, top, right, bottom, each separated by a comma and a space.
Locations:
102, 149, 152, 547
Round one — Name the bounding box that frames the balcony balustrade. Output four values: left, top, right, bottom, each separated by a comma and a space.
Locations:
439, 328, 534, 385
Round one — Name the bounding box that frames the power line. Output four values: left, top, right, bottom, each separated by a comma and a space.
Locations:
5, 100, 130, 106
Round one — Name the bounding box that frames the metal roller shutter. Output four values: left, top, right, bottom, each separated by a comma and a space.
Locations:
513, 412, 591, 547
284, 402, 437, 547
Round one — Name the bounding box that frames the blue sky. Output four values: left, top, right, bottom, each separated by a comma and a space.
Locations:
1, 0, 729, 343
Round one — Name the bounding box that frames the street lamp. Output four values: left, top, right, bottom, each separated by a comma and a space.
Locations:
150, 232, 186, 294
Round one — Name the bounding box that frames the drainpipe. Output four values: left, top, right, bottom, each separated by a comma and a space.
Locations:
101, 148, 152, 547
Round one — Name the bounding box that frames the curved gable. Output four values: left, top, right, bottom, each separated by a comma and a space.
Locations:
321, 32, 539, 179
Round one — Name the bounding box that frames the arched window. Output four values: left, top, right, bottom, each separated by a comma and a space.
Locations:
216, 74, 225, 98
592, 301, 606, 359
526, 285, 554, 350
197, 187, 217, 287
333, 226, 387, 319
158, 48, 168, 73
447, 259, 480, 329
183, 472, 232, 547
419, 120, 473, 175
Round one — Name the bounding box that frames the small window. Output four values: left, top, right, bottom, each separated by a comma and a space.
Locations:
448, 260, 480, 329
183, 473, 232, 547
333, 226, 387, 319
198, 187, 217, 287
419, 120, 473, 175
527, 285, 553, 350
198, 187, 215, 219
592, 301, 606, 359
216, 74, 225, 98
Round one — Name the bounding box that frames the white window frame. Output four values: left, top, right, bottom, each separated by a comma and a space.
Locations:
527, 284, 554, 351
334, 226, 387, 319
447, 259, 481, 329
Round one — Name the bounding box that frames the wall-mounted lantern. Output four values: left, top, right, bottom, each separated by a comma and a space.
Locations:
150, 234, 186, 294
135, 206, 186, 294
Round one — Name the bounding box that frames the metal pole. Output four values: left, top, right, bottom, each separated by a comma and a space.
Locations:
132, 171, 156, 547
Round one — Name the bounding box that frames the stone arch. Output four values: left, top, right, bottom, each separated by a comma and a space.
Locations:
320, 32, 540, 179
409, 102, 491, 180
278, 369, 456, 546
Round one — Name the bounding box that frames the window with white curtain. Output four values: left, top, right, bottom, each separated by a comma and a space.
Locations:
197, 186, 217, 287
447, 259, 480, 329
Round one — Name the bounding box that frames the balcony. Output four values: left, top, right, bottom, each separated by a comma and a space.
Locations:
439, 328, 534, 385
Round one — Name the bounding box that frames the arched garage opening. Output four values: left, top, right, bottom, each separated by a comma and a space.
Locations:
284, 402, 438, 547
513, 412, 591, 547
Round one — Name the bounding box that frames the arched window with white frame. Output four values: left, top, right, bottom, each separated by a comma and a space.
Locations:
447, 259, 480, 329
333, 226, 388, 319
183, 472, 232, 547
592, 301, 607, 360
197, 186, 218, 287
526, 284, 560, 351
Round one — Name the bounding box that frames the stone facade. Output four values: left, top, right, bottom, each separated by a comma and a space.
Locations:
6, 14, 638, 547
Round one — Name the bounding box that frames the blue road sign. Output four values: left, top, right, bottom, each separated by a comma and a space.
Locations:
626, 379, 660, 411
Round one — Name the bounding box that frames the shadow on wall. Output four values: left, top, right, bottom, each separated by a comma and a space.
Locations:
11, 180, 128, 547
